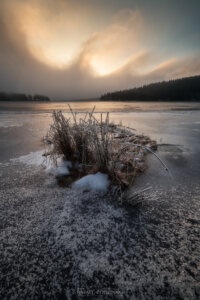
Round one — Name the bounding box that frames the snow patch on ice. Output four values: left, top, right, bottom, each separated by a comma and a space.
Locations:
72, 172, 110, 192
10, 151, 70, 176
11, 150, 45, 166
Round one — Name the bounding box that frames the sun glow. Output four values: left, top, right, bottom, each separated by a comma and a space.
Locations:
89, 50, 150, 77
89, 56, 126, 76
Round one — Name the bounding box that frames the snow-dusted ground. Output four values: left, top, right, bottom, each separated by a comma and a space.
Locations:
0, 150, 200, 299
1, 104, 200, 299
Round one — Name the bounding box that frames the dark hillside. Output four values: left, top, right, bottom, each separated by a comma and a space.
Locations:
0, 92, 50, 101
101, 75, 200, 101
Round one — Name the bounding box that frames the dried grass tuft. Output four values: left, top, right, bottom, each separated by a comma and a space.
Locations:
44, 106, 159, 196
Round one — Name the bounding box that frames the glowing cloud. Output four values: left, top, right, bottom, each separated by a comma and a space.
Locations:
8, 2, 146, 73
9, 0, 101, 68
80, 10, 145, 76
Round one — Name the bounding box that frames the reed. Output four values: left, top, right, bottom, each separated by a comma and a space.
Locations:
45, 106, 159, 193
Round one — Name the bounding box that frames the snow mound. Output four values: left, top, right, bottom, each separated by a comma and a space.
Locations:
46, 159, 71, 176
73, 172, 110, 192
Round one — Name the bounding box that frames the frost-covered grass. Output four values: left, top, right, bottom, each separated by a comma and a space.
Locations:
44, 107, 157, 195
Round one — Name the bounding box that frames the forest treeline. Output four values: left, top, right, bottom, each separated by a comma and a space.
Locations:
100, 75, 200, 101
0, 92, 50, 102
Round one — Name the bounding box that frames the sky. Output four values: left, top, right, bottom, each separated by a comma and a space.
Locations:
0, 0, 200, 100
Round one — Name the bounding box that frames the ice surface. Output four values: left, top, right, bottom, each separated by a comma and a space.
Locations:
72, 172, 110, 192
0, 120, 24, 128
1, 103, 200, 298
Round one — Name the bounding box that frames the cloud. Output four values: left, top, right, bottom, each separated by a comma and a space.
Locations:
0, 1, 199, 99
147, 56, 200, 82
78, 10, 145, 76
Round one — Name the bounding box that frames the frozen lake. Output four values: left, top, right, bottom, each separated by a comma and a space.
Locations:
1, 101, 200, 185
0, 101, 200, 298
1, 101, 200, 162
